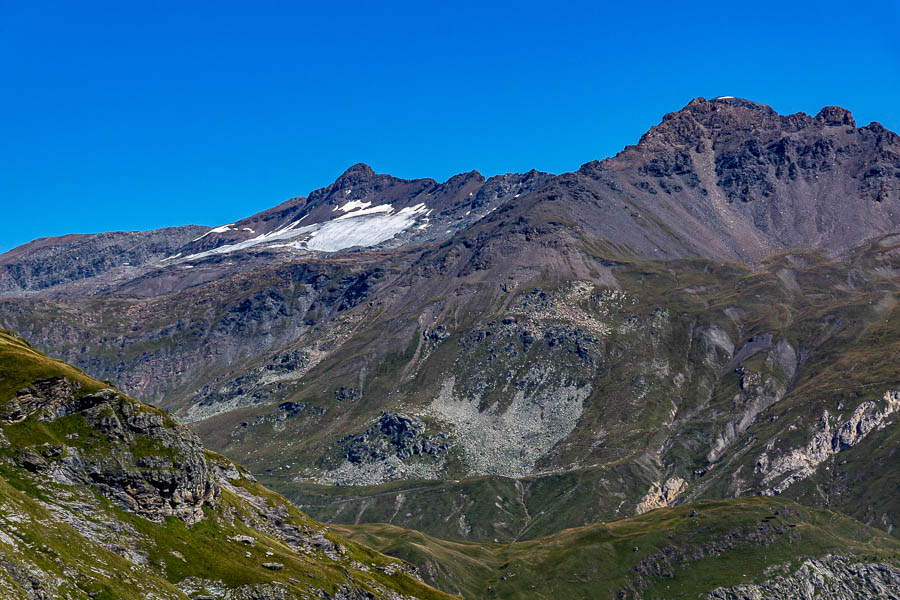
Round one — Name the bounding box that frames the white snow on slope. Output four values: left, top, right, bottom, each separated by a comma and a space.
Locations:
180, 215, 311, 261
335, 199, 371, 212
335, 204, 393, 219
305, 203, 427, 252
178, 203, 428, 260
191, 224, 235, 242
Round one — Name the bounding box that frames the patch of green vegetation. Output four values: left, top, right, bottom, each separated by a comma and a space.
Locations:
130, 434, 179, 459
373, 327, 420, 379
0, 330, 105, 405
2, 412, 112, 453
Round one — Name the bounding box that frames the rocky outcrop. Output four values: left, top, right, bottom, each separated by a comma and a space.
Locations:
316, 412, 454, 486
343, 412, 453, 465
707, 555, 900, 599
759, 390, 900, 495
635, 477, 687, 514
4, 376, 92, 423
5, 376, 218, 524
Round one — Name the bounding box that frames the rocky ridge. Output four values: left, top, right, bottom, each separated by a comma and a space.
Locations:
758, 389, 900, 495
707, 555, 900, 600
0, 225, 207, 296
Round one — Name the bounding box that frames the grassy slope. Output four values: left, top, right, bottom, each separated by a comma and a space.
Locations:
334, 497, 900, 600
0, 329, 455, 600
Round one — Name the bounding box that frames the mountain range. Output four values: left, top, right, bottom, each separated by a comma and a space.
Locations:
2, 96, 900, 599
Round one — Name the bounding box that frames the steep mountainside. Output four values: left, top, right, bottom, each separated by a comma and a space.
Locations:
0, 329, 454, 600
1, 97, 899, 553
229, 236, 900, 544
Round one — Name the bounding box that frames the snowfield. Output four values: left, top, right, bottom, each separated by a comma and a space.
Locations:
305, 203, 427, 251
176, 202, 429, 261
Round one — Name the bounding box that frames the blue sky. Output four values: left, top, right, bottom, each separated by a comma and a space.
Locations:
1, 0, 898, 252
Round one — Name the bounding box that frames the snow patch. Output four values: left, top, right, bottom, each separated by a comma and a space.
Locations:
335, 204, 393, 220
179, 203, 429, 258
191, 224, 234, 242
335, 199, 371, 212
181, 216, 314, 261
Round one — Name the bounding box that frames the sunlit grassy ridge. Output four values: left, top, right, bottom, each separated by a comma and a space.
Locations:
335, 497, 900, 599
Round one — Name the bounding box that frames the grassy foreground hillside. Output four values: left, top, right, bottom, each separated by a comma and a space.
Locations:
0, 329, 455, 600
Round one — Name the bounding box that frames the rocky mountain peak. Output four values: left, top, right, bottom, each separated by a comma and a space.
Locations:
816, 105, 856, 127
2, 97, 897, 299
638, 97, 787, 148
337, 162, 377, 182
441, 169, 486, 189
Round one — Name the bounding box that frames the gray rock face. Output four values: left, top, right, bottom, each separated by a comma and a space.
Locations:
707, 555, 900, 599
343, 412, 453, 465
3, 376, 96, 423
4, 376, 218, 524
573, 96, 900, 263
759, 390, 900, 495
312, 412, 456, 486
0, 225, 207, 296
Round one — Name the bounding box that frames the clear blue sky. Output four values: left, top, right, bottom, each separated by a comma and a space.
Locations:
2, 0, 898, 252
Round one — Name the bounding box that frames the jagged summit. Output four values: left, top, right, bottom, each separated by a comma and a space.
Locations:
815, 105, 856, 126
637, 96, 859, 148
340, 162, 376, 177
329, 162, 379, 187
706, 95, 776, 110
